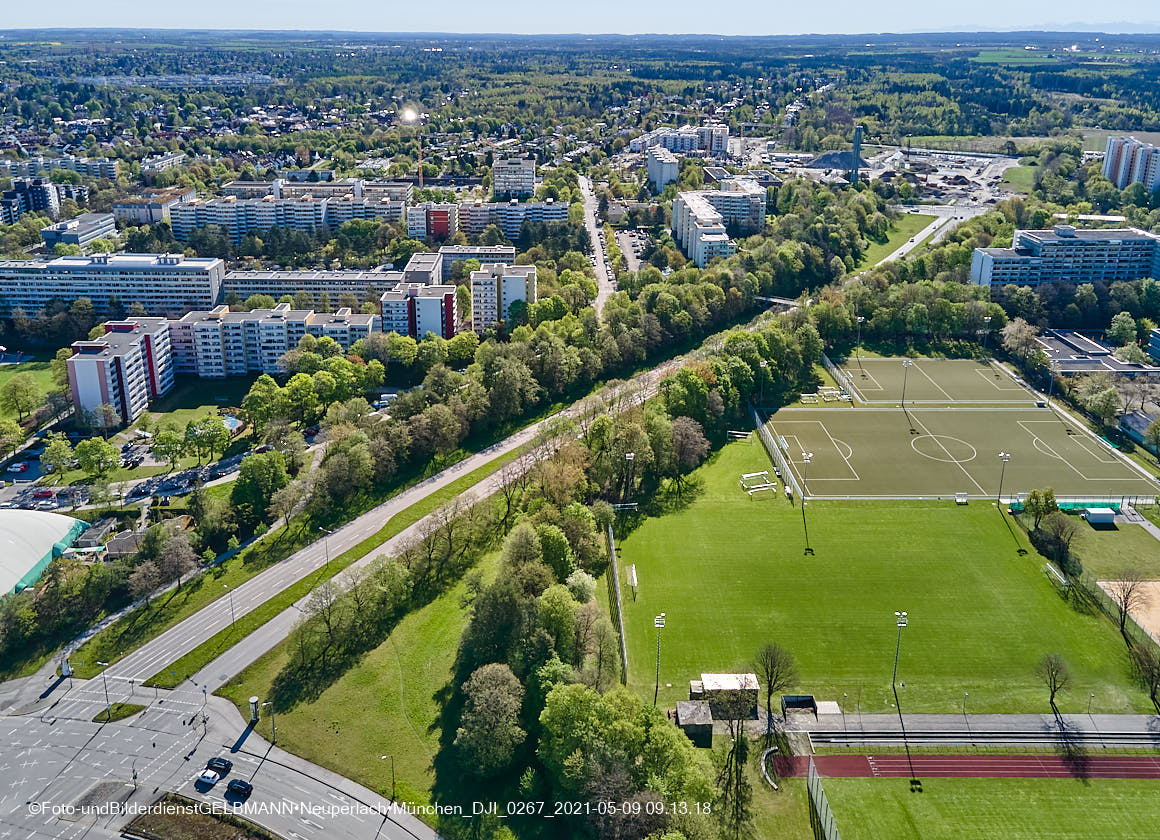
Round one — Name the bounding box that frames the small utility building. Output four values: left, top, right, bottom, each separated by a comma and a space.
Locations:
0, 510, 88, 593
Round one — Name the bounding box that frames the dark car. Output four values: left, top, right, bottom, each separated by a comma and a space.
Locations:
226, 778, 253, 799
206, 756, 233, 776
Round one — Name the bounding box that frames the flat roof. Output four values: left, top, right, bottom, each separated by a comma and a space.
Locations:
701, 673, 759, 692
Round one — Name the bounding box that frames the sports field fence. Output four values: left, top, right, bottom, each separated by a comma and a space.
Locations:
807, 756, 842, 840
605, 522, 629, 684
820, 352, 854, 396
752, 404, 801, 498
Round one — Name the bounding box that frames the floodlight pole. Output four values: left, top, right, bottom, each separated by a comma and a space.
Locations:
997, 452, 1011, 506
891, 611, 919, 788
625, 452, 635, 504
759, 360, 768, 406
900, 359, 913, 407
856, 316, 865, 373
801, 452, 814, 555
653, 613, 666, 706
981, 316, 992, 351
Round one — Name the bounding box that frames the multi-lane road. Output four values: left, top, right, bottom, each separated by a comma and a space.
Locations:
578, 174, 616, 314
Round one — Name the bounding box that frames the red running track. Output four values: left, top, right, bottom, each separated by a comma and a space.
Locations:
776, 754, 1160, 779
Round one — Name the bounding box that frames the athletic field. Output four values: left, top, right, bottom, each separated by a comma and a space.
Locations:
618, 441, 1150, 714
838, 357, 1036, 405
764, 405, 1159, 499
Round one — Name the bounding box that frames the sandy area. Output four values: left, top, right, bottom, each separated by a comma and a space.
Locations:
1097, 580, 1160, 639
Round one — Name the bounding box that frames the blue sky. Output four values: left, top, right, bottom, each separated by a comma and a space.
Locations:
3, 0, 1157, 35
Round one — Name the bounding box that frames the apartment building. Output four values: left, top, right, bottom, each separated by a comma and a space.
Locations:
457, 198, 569, 239
0, 155, 120, 180
406, 202, 459, 240
437, 245, 517, 282
403, 252, 443, 285
647, 147, 679, 193
1149, 327, 1160, 364
0, 253, 225, 316
220, 178, 413, 203
1, 177, 60, 222
170, 304, 380, 378
672, 192, 734, 268
630, 124, 729, 155
492, 157, 536, 198
221, 269, 401, 306
66, 318, 173, 424
1102, 137, 1160, 191
113, 188, 197, 225
969, 226, 1160, 288
170, 193, 405, 244
40, 213, 116, 251
379, 283, 458, 339
470, 263, 537, 332
140, 151, 187, 175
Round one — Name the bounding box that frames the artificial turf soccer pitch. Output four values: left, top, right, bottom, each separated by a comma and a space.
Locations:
765, 358, 1159, 500
618, 440, 1152, 714
824, 777, 1160, 840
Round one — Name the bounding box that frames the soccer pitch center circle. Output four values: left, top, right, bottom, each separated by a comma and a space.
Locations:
910, 434, 978, 464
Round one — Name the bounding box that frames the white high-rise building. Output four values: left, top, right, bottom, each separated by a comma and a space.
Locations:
647, 147, 679, 193
470, 263, 537, 332
1103, 137, 1160, 191
379, 283, 458, 339
492, 157, 536, 198
66, 319, 173, 424
969, 225, 1160, 288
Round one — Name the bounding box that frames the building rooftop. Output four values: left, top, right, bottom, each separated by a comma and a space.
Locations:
701, 673, 759, 692
1021, 226, 1160, 243
1036, 329, 1160, 376
0, 510, 87, 594
71, 318, 169, 358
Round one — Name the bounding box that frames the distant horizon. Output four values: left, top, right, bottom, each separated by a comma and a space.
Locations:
0, 0, 1157, 40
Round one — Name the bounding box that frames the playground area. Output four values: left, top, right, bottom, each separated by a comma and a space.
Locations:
836, 357, 1038, 405
762, 405, 1159, 499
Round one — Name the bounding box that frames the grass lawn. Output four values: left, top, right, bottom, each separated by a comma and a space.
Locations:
1066, 519, 1160, 579
858, 213, 935, 268
753, 777, 813, 839
217, 554, 497, 807
825, 777, 1160, 840
149, 376, 255, 430
971, 48, 1061, 65
618, 439, 1150, 714
91, 702, 145, 722
0, 356, 54, 422
1002, 165, 1038, 193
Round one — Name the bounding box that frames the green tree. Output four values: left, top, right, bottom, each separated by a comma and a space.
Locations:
0, 372, 42, 422
454, 663, 526, 776
41, 433, 74, 481
75, 437, 119, 481
241, 375, 282, 436
0, 418, 24, 457
1108, 311, 1138, 346
231, 451, 289, 528
536, 524, 575, 582
152, 427, 185, 471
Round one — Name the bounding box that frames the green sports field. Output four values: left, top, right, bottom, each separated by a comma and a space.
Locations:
838, 358, 1034, 405
824, 777, 1160, 840
618, 439, 1150, 714
766, 405, 1158, 499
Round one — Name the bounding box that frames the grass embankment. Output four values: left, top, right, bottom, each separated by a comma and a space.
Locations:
0, 356, 54, 423
858, 213, 935, 267
825, 777, 1160, 840
218, 554, 497, 807
619, 438, 1151, 713
1001, 164, 1038, 193
126, 792, 282, 840
146, 448, 521, 688
91, 702, 146, 723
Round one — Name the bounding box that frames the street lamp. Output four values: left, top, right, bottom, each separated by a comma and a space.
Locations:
653, 613, 666, 706
261, 701, 277, 745
321, 527, 335, 570
801, 452, 814, 555
223, 583, 235, 629
96, 661, 112, 720
900, 359, 913, 407
997, 452, 1011, 506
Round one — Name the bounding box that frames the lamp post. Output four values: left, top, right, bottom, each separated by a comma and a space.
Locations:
223, 583, 235, 629
380, 755, 396, 801
981, 316, 992, 352
759, 360, 768, 406
653, 613, 666, 707
900, 359, 913, 407
891, 612, 919, 788
625, 452, 635, 504
1046, 361, 1057, 406
801, 452, 814, 555
321, 527, 335, 570
997, 452, 1011, 506
856, 316, 866, 374
261, 701, 277, 745
96, 661, 112, 720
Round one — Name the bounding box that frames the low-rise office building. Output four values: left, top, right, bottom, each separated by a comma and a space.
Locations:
969, 226, 1160, 288
67, 318, 173, 424
0, 253, 225, 316
471, 263, 537, 332
40, 212, 116, 251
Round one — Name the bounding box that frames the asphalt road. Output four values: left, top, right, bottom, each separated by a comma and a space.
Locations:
92, 364, 677, 690
0, 678, 432, 840
878, 203, 991, 265
578, 174, 615, 315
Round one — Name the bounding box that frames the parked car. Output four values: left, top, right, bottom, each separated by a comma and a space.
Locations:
195, 769, 220, 787
32, 489, 54, 499
6, 463, 28, 473
206, 756, 233, 776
